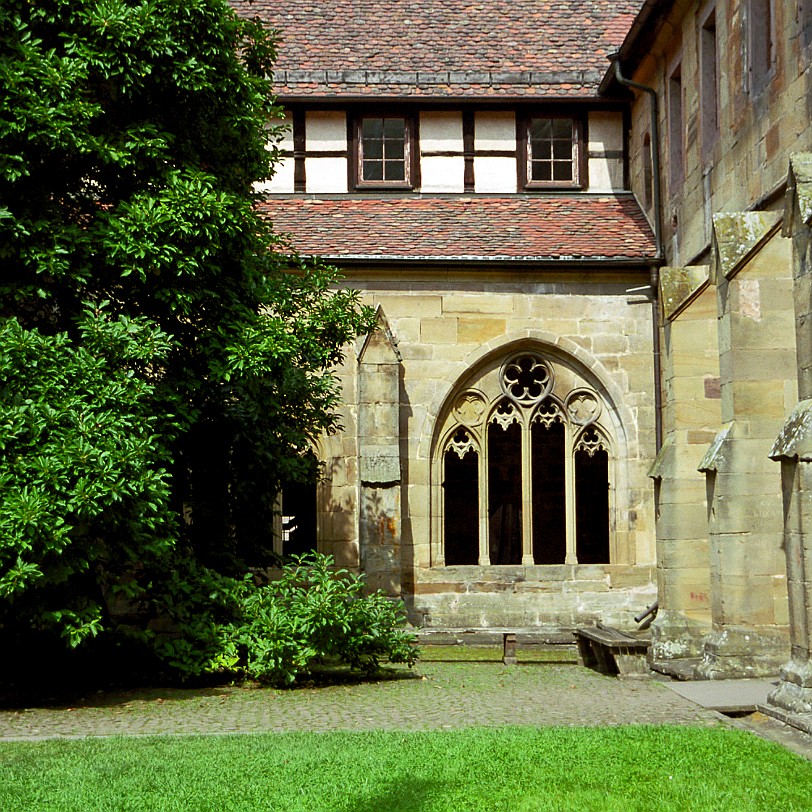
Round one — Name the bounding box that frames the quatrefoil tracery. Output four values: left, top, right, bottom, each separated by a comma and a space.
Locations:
500, 354, 553, 404
445, 353, 608, 447
565, 389, 601, 426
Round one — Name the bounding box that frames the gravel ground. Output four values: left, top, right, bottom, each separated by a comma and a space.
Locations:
0, 660, 722, 741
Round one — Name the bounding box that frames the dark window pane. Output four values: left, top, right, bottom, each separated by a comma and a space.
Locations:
530, 118, 553, 139
553, 161, 573, 181
552, 119, 572, 139
363, 139, 383, 159
553, 139, 573, 159
531, 161, 552, 181
384, 138, 405, 160
362, 118, 383, 138
383, 117, 405, 138
385, 160, 405, 181
530, 138, 552, 159
363, 160, 383, 180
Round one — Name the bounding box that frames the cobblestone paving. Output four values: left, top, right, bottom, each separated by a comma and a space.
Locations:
0, 662, 722, 741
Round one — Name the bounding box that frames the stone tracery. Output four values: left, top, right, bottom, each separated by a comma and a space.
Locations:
440, 350, 613, 567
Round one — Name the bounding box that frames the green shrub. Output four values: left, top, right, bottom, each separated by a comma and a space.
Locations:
234, 553, 419, 685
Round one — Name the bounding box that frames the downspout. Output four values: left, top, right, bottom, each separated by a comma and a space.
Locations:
608, 53, 665, 452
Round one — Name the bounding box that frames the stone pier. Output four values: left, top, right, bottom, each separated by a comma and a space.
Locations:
694, 213, 795, 678
767, 155, 812, 717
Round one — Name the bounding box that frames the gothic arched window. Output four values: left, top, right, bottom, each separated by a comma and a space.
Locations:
438, 352, 612, 566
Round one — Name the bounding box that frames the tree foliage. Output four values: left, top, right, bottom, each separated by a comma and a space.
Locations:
0, 0, 377, 667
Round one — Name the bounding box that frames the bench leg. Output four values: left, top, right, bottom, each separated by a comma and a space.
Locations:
577, 636, 596, 669
502, 633, 517, 665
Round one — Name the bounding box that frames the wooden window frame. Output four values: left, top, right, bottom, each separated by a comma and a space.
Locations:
351, 113, 418, 191
518, 113, 585, 191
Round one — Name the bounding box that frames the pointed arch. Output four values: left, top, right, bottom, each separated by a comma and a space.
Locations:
428, 337, 629, 568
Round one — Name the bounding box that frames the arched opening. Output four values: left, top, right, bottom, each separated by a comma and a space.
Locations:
443, 440, 479, 566
532, 419, 566, 564
434, 349, 616, 567
281, 480, 318, 558
575, 427, 610, 564
488, 420, 523, 565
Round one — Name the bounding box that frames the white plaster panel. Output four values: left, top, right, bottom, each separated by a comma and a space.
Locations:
254, 157, 294, 193
306, 111, 347, 151
588, 111, 624, 153
474, 156, 517, 193
266, 113, 293, 152
588, 157, 624, 192
420, 156, 465, 193
305, 157, 348, 193
474, 111, 516, 150
420, 111, 463, 153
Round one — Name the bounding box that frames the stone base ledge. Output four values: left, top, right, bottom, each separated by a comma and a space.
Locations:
757, 703, 812, 737
415, 627, 574, 646
650, 657, 702, 681
766, 661, 812, 714
695, 625, 790, 679
412, 564, 655, 593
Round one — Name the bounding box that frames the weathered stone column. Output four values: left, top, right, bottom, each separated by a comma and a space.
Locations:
767, 154, 812, 717
694, 212, 794, 679
648, 266, 719, 673
357, 308, 403, 596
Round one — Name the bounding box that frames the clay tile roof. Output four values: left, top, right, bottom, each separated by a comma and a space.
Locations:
257, 195, 657, 262
230, 1, 644, 99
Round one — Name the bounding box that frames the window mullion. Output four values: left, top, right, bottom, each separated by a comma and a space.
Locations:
521, 419, 534, 565
565, 422, 577, 565
478, 434, 490, 566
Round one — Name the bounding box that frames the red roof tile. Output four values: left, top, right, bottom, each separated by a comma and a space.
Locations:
231, 1, 643, 99
257, 195, 657, 262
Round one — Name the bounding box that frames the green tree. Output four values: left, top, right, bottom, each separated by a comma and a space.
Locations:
0, 0, 375, 669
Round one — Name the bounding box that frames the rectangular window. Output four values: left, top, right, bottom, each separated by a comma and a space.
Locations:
521, 116, 583, 189
355, 115, 414, 188
667, 63, 684, 192
699, 6, 719, 161
748, 0, 776, 94
803, 0, 812, 51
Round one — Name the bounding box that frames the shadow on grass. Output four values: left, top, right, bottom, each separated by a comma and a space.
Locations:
338, 780, 445, 812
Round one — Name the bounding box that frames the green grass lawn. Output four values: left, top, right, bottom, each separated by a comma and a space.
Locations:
419, 644, 579, 663
2, 726, 810, 811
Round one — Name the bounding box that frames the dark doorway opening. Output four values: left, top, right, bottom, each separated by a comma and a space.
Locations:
281, 481, 317, 558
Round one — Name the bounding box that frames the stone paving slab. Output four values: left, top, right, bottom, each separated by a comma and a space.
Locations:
0, 662, 722, 741
663, 678, 779, 713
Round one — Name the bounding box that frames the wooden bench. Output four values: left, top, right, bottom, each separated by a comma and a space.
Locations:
574, 623, 651, 677
416, 627, 574, 665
